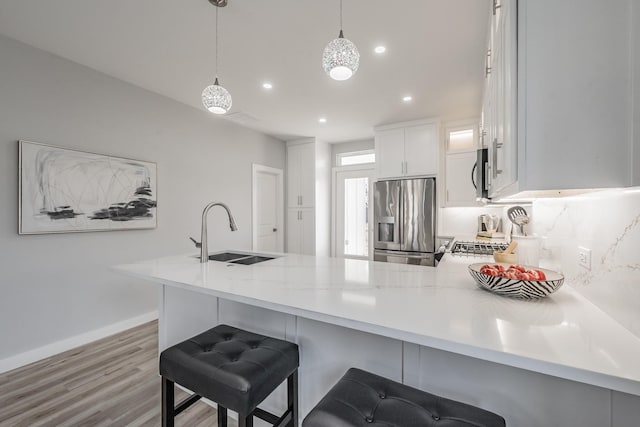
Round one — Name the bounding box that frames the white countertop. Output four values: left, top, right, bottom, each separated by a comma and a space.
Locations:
114, 251, 640, 396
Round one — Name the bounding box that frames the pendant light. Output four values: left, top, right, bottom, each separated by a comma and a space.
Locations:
322, 0, 360, 81
202, 0, 232, 114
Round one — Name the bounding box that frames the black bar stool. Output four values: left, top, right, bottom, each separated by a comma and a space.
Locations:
303, 368, 505, 427
160, 324, 299, 427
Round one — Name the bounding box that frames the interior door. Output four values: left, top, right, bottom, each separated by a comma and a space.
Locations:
253, 165, 283, 252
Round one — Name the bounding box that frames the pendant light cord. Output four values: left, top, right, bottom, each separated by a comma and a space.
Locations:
340, 0, 343, 31
215, 5, 219, 79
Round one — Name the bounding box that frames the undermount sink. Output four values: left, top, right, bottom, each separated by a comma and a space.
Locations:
207, 252, 248, 262
198, 252, 276, 265
229, 255, 274, 265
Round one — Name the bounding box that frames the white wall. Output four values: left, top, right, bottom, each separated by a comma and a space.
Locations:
532, 189, 640, 338
0, 35, 285, 364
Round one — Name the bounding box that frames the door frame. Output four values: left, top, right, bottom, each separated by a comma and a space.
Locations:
331, 164, 375, 259
252, 164, 284, 252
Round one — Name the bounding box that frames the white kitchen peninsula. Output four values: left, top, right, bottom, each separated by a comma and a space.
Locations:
115, 253, 640, 427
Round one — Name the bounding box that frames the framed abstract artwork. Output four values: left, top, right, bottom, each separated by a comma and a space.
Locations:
19, 140, 157, 234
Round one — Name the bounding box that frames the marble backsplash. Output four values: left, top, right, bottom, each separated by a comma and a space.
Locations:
531, 188, 640, 338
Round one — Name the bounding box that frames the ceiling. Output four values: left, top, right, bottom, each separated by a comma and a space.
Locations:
0, 0, 490, 143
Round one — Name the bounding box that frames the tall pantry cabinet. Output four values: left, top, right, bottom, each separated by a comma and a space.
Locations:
286, 139, 330, 256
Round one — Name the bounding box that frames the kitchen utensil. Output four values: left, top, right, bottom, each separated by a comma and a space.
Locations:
493, 240, 518, 263
507, 206, 529, 236
468, 263, 565, 299
478, 214, 489, 232
493, 252, 518, 263
504, 240, 518, 254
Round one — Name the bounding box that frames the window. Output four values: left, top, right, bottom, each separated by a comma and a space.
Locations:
337, 150, 375, 166
447, 129, 475, 152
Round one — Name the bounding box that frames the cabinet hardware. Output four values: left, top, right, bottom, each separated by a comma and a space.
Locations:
492, 138, 503, 178
493, 0, 501, 15
300, 211, 303, 220
485, 49, 492, 77
273, 228, 277, 232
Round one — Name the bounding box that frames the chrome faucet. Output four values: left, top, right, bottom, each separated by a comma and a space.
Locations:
190, 202, 238, 263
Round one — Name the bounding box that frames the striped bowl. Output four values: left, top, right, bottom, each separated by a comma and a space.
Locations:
468, 263, 565, 299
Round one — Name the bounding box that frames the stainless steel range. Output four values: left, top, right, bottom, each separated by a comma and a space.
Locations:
451, 240, 508, 256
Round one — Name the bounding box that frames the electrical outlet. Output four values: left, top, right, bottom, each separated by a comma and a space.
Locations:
578, 246, 591, 270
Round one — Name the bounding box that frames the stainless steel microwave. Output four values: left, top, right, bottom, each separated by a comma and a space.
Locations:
473, 148, 489, 200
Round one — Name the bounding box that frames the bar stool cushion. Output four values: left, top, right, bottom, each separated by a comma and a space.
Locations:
160, 324, 299, 416
303, 368, 505, 427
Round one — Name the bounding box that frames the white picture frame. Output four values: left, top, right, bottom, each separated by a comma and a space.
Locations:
19, 140, 157, 234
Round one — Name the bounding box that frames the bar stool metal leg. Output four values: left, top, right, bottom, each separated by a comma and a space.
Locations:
215, 405, 226, 427
288, 371, 299, 427
238, 414, 254, 427
161, 377, 175, 427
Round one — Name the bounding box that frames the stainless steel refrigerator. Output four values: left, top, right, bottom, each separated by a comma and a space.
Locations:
373, 177, 437, 266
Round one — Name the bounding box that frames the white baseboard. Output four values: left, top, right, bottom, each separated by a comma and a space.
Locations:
0, 310, 158, 374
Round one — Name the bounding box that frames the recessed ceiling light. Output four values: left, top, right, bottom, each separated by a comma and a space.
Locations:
318, 117, 327, 123
374, 46, 386, 54
262, 82, 273, 90
403, 95, 413, 102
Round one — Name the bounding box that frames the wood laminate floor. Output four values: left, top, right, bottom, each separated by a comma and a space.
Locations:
0, 321, 230, 427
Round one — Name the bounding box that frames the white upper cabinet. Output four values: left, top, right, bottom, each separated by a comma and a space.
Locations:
484, 0, 517, 198
375, 120, 439, 180
375, 128, 405, 178
484, 0, 638, 199
444, 122, 481, 207
287, 142, 315, 208
516, 0, 636, 193
445, 151, 479, 207
404, 124, 439, 177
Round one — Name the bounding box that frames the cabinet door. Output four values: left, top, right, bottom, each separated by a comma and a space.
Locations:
300, 208, 316, 255
286, 209, 301, 253
519, 0, 631, 191
287, 146, 301, 207
489, 0, 517, 196
298, 143, 316, 207
445, 151, 479, 207
375, 128, 405, 179
405, 124, 438, 176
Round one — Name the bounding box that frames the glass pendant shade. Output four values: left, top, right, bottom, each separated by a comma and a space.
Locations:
323, 30, 360, 81
202, 78, 232, 114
